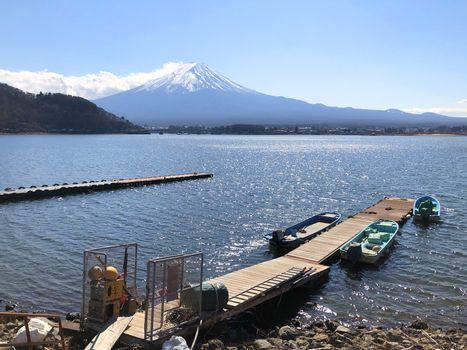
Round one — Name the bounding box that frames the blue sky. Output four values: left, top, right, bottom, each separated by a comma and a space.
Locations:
1, 0, 466, 116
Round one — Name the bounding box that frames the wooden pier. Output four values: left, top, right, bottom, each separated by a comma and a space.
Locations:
0, 172, 213, 203
206, 256, 329, 312
123, 256, 329, 342
119, 197, 414, 347
287, 197, 414, 264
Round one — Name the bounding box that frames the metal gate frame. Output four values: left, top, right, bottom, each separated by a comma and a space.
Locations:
144, 252, 203, 341
81, 243, 138, 327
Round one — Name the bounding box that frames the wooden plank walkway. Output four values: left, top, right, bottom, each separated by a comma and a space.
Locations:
123, 256, 329, 341
0, 172, 213, 202
85, 316, 133, 350
124, 312, 146, 339
287, 197, 414, 264
287, 217, 374, 263
353, 197, 414, 223
207, 256, 329, 309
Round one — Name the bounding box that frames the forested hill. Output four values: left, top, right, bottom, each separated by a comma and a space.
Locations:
0, 83, 145, 133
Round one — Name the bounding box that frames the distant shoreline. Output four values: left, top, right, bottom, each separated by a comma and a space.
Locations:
0, 132, 465, 136
146, 123, 467, 136
0, 130, 150, 135
413, 133, 464, 136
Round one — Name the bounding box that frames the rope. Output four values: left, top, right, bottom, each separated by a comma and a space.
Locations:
190, 319, 203, 350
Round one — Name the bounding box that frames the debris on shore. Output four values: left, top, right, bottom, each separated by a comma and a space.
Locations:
0, 315, 63, 348
197, 319, 466, 350
2, 313, 466, 349
0, 312, 92, 350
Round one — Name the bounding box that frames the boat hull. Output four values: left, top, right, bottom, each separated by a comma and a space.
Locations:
339, 220, 399, 265
268, 237, 304, 249
341, 234, 397, 264
413, 214, 440, 223
265, 212, 341, 249
413, 195, 441, 223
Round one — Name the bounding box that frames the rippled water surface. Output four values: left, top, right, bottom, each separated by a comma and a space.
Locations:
0, 135, 465, 328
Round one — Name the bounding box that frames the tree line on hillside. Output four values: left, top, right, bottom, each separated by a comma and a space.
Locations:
0, 83, 144, 133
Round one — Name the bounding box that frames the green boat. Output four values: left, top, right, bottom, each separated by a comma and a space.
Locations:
413, 195, 440, 222
340, 220, 399, 264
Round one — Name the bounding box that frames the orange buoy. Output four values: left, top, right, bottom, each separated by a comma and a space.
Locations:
104, 266, 119, 280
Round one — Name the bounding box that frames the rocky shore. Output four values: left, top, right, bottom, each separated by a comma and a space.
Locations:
197, 320, 466, 350
1, 314, 466, 349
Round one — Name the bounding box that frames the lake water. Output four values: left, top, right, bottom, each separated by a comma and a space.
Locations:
0, 134, 465, 328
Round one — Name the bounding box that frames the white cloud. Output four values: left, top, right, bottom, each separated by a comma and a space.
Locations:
403, 107, 467, 117
403, 99, 467, 118
3, 64, 467, 119
0, 62, 184, 99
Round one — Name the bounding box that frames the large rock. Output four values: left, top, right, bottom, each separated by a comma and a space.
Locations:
281, 340, 299, 349
325, 320, 340, 331
401, 340, 413, 348
295, 336, 311, 348
372, 336, 386, 345
368, 328, 385, 339
386, 328, 404, 342
278, 326, 298, 340
200, 339, 226, 350
266, 338, 283, 347
409, 320, 428, 330
313, 333, 329, 343
460, 334, 467, 346
252, 339, 275, 350
335, 325, 352, 334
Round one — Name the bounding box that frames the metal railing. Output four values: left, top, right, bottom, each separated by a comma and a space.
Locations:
81, 243, 138, 326
144, 252, 203, 341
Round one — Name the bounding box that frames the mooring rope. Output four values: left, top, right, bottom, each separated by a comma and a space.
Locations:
190, 318, 203, 350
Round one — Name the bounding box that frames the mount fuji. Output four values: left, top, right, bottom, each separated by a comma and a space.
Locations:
94, 63, 459, 126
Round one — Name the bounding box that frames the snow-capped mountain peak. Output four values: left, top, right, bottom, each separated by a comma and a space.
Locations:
94, 62, 458, 127
137, 62, 255, 94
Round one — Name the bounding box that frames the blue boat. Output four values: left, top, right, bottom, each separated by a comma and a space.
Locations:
264, 212, 341, 249
413, 195, 441, 222
340, 220, 399, 264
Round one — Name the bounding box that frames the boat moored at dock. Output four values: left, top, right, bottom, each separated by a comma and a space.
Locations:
264, 212, 341, 249
340, 220, 399, 264
413, 195, 441, 222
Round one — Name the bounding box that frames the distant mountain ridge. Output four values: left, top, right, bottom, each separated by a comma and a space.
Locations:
93, 62, 464, 127
0, 83, 144, 133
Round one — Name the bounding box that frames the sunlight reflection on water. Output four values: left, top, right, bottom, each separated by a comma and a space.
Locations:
0, 134, 465, 327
